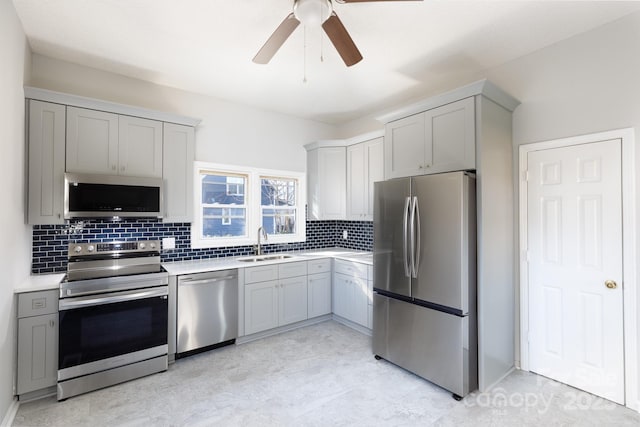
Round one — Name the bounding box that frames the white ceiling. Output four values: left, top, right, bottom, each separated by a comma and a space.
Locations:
12, 0, 640, 124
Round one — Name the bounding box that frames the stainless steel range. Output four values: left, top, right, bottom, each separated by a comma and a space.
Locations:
58, 240, 169, 400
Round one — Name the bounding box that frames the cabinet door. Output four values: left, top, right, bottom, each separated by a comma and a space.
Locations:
384, 112, 426, 179
366, 138, 384, 219
307, 147, 346, 220
367, 279, 374, 329
425, 97, 475, 173
347, 143, 367, 219
118, 116, 163, 177
308, 272, 332, 318
17, 313, 57, 395
66, 106, 119, 175
332, 273, 350, 319
27, 100, 66, 224
163, 123, 194, 222
245, 281, 279, 335
279, 276, 308, 326
351, 277, 369, 327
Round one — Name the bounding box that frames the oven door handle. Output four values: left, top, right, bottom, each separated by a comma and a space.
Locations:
59, 287, 168, 311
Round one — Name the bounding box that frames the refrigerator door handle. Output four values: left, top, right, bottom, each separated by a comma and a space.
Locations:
403, 196, 411, 277
411, 196, 421, 278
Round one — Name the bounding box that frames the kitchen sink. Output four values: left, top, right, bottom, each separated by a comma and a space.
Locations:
237, 254, 294, 263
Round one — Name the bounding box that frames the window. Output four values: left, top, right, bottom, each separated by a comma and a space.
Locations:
192, 163, 306, 249
200, 171, 248, 239
261, 177, 297, 235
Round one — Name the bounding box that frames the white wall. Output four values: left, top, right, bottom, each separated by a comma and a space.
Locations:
488, 11, 640, 405
0, 0, 32, 420
29, 55, 337, 172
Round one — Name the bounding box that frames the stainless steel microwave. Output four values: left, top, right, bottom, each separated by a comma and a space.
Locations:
64, 173, 164, 219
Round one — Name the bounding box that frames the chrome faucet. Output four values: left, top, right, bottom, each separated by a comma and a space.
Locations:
256, 226, 268, 255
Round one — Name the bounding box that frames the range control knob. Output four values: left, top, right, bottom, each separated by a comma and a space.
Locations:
87, 245, 95, 252
149, 242, 156, 249
139, 242, 146, 250
74, 246, 83, 253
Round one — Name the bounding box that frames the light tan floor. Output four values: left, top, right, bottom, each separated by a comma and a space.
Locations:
13, 320, 640, 426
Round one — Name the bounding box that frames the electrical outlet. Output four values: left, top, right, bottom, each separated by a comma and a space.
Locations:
342, 230, 348, 240
162, 237, 175, 250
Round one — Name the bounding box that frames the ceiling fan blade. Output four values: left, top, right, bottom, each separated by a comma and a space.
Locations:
253, 13, 300, 64
322, 12, 363, 67
335, 0, 423, 3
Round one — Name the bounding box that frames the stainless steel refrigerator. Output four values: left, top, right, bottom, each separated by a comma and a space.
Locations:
372, 171, 477, 399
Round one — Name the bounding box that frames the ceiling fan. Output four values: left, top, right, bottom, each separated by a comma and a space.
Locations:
253, 0, 423, 67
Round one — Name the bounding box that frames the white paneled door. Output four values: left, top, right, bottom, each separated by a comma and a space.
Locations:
527, 139, 624, 404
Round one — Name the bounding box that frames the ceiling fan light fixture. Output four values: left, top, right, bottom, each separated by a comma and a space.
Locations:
294, 0, 332, 26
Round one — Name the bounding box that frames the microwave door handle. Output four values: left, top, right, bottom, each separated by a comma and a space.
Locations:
411, 196, 420, 279
403, 196, 411, 278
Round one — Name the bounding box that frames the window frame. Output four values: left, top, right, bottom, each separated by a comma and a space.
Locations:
192, 162, 306, 249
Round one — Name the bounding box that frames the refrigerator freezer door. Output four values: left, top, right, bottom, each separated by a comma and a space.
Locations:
374, 178, 412, 298
372, 293, 477, 397
411, 172, 475, 314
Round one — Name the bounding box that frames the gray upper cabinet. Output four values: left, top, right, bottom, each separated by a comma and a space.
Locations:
384, 97, 475, 179
25, 88, 200, 225
307, 147, 346, 220
66, 106, 163, 178
163, 123, 195, 223
347, 137, 383, 220
27, 100, 66, 225
118, 115, 163, 178
384, 112, 426, 179
66, 107, 119, 175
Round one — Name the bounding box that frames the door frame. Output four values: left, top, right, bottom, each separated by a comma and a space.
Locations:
518, 128, 638, 411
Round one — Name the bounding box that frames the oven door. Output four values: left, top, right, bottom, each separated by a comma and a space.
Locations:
58, 286, 168, 381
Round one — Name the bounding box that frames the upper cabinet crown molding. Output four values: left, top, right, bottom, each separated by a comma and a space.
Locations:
304, 130, 384, 151
24, 86, 201, 127
375, 79, 520, 124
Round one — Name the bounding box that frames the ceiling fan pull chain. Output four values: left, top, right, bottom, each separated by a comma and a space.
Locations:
303, 25, 308, 83
320, 1, 325, 62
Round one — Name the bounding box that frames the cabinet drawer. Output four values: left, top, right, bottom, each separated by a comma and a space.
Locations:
244, 265, 278, 284
278, 261, 308, 279
334, 259, 368, 279
307, 258, 331, 274
18, 290, 58, 318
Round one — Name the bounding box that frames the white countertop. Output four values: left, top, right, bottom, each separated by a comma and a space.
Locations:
16, 248, 372, 293
14, 273, 65, 294
162, 248, 372, 276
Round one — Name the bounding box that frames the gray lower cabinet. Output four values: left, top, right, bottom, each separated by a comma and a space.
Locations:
17, 290, 58, 397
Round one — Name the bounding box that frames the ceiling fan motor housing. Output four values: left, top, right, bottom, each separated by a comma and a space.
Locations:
294, 0, 333, 26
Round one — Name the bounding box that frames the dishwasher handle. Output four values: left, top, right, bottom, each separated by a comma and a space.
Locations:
179, 275, 237, 286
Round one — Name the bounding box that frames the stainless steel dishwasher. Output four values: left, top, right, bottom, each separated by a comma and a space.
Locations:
177, 270, 238, 356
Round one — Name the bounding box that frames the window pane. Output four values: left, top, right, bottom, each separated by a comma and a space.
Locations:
203, 207, 246, 237
201, 173, 246, 205
261, 178, 296, 207
262, 208, 296, 235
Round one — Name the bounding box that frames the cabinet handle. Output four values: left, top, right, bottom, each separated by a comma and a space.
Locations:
49, 319, 55, 328
112, 165, 117, 171
57, 213, 61, 219
121, 166, 125, 172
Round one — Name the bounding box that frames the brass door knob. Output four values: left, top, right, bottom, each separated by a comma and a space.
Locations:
605, 280, 617, 289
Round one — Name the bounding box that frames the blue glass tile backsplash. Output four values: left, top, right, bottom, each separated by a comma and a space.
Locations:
32, 219, 373, 274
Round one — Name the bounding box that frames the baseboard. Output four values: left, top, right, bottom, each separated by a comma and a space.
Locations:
0, 398, 19, 427
331, 314, 372, 336
236, 315, 332, 345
